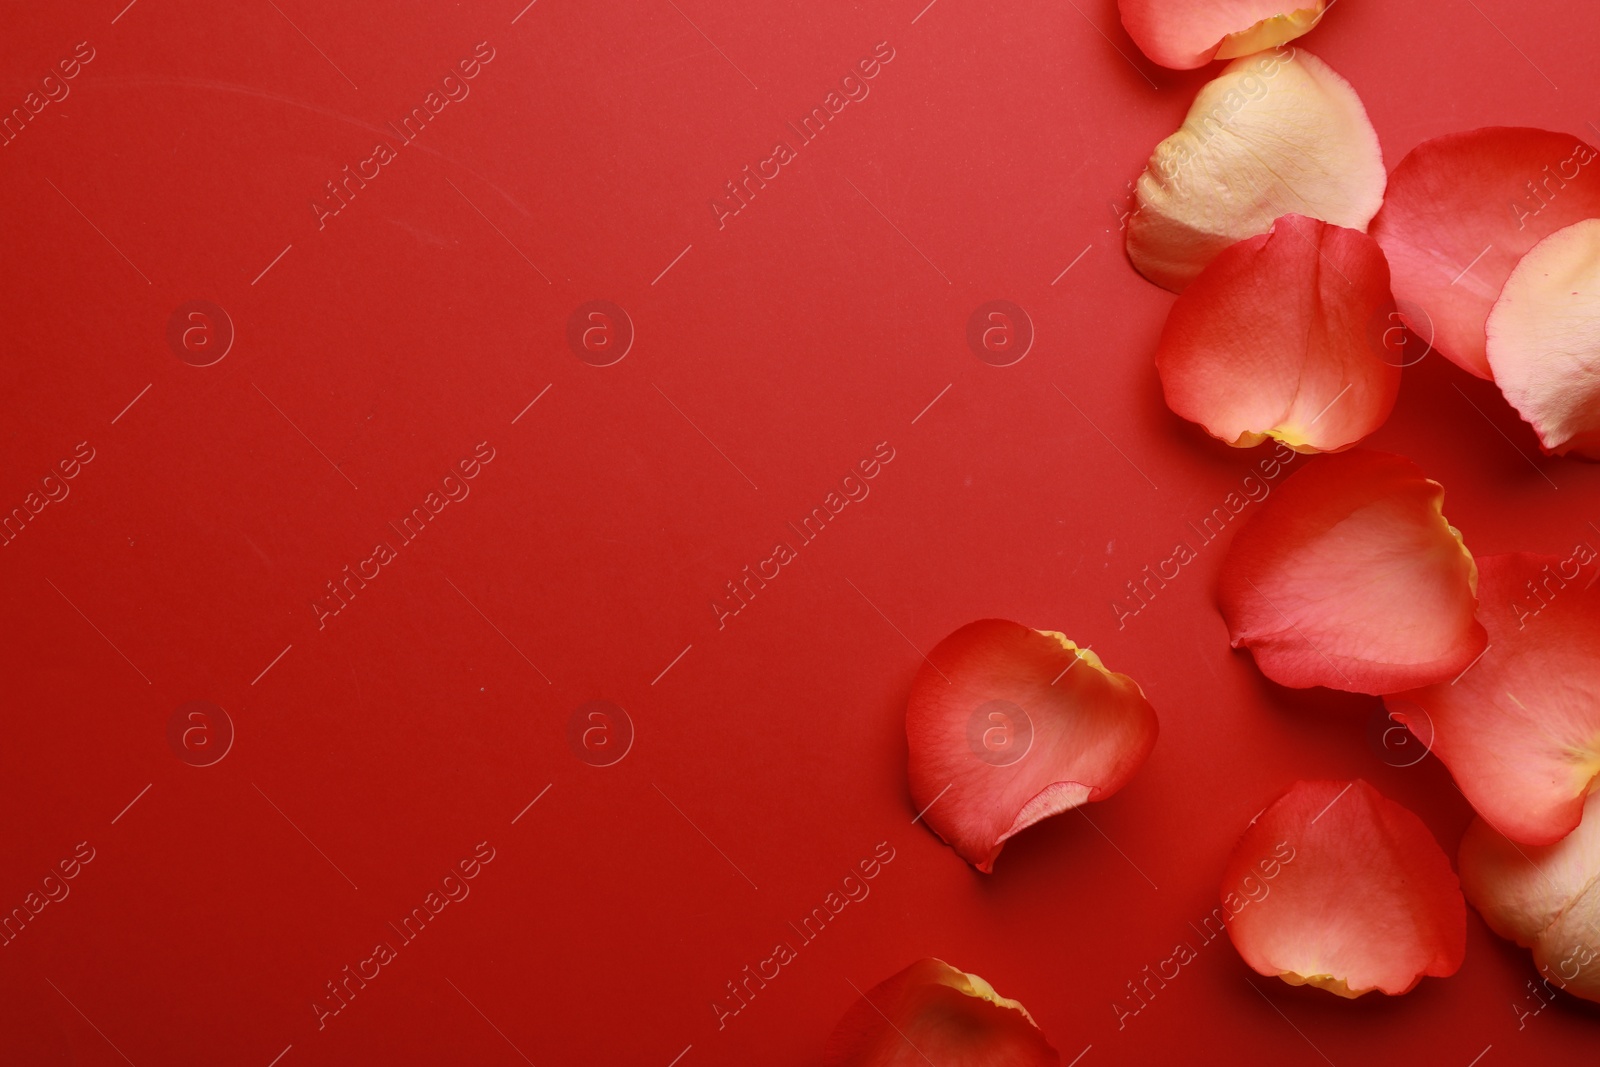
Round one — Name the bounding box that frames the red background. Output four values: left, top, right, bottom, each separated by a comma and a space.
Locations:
2, 0, 1598, 1063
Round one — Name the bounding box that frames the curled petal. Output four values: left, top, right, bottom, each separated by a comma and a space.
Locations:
1217, 450, 1486, 693
1370, 128, 1600, 379
1127, 48, 1386, 292
1224, 779, 1466, 997
1387, 551, 1600, 845
1485, 218, 1600, 457
1156, 214, 1399, 452
1460, 790, 1600, 1003
825, 958, 1060, 1067
906, 620, 1158, 872
1119, 0, 1326, 71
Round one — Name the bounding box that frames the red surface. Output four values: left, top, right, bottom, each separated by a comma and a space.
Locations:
2, 1, 1598, 1064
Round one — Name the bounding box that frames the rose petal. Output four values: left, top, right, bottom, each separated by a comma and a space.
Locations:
825, 958, 1060, 1067
1127, 47, 1386, 292
1119, 0, 1327, 70
1459, 790, 1600, 1003
1217, 450, 1486, 693
1224, 779, 1466, 997
1387, 551, 1600, 845
1484, 218, 1600, 457
1156, 214, 1400, 452
906, 620, 1158, 873
1370, 128, 1600, 379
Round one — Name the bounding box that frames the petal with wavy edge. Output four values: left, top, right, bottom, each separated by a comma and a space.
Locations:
1127, 48, 1385, 292
1224, 779, 1466, 997
825, 958, 1061, 1067
1119, 0, 1326, 70
1217, 450, 1486, 693
906, 620, 1158, 873
1157, 214, 1400, 452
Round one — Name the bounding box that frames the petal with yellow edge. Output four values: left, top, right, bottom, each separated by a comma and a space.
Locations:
1224, 780, 1465, 997
1127, 47, 1385, 292
825, 958, 1060, 1067
1120, 0, 1327, 71
1156, 214, 1399, 453
906, 620, 1158, 873
1217, 450, 1486, 694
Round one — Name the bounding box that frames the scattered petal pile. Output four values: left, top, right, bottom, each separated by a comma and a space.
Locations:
1485, 217, 1600, 458
1126, 48, 1386, 292
906, 620, 1158, 872
1224, 780, 1466, 996
1156, 213, 1400, 451
1370, 128, 1600, 379
824, 958, 1061, 1067
1119, 0, 1328, 71
1217, 450, 1486, 693
1459, 791, 1600, 1004
1387, 551, 1600, 845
